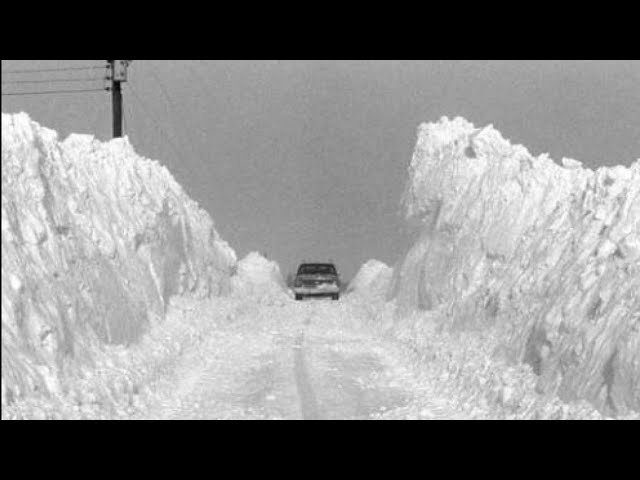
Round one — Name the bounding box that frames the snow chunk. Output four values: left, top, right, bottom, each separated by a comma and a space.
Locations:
231, 252, 288, 301
347, 259, 393, 299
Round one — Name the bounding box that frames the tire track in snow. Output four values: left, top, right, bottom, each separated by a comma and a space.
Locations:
293, 311, 322, 420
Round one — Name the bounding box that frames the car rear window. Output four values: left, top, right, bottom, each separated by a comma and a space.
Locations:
297, 264, 337, 275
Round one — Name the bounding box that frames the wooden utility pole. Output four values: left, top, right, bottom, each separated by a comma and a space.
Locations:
107, 60, 131, 138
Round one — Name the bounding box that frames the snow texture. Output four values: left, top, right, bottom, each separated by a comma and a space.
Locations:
3, 112, 638, 420
346, 259, 393, 300
1, 113, 236, 411
389, 117, 640, 416
230, 251, 289, 301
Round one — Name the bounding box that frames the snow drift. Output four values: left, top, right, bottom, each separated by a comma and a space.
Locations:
346, 259, 393, 299
230, 252, 288, 300
1, 113, 237, 410
389, 117, 639, 416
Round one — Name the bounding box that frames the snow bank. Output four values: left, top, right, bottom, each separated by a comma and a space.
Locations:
389, 117, 639, 416
230, 252, 288, 301
346, 259, 393, 299
1, 113, 237, 411
2, 296, 240, 419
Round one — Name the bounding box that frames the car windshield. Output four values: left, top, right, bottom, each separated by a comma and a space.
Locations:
297, 264, 337, 275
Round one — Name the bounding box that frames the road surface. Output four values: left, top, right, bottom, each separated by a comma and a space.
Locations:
141, 297, 466, 420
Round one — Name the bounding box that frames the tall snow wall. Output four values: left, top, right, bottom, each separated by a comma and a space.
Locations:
1, 113, 237, 406
389, 117, 639, 416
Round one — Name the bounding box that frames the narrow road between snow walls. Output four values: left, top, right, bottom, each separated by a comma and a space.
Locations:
138, 296, 469, 420
3, 111, 638, 420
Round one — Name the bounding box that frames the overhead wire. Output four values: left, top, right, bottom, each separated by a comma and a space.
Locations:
1, 88, 107, 96
3, 61, 208, 173
2, 62, 110, 96
185, 61, 214, 99
144, 61, 212, 173
2, 65, 108, 74
2, 77, 106, 85
126, 81, 187, 161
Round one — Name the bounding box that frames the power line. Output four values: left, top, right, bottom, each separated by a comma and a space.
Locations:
1, 88, 107, 96
186, 61, 214, 98
146, 63, 210, 155
126, 82, 186, 161
147, 64, 178, 111
2, 65, 107, 74
144, 62, 216, 178
2, 77, 106, 85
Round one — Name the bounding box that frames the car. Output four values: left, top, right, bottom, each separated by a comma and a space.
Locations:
293, 263, 341, 301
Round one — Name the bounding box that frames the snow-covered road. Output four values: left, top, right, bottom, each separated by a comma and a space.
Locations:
5, 113, 638, 420
139, 297, 467, 420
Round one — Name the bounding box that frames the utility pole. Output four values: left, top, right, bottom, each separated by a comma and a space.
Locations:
107, 60, 132, 138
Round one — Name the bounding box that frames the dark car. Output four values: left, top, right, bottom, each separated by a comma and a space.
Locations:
293, 263, 340, 300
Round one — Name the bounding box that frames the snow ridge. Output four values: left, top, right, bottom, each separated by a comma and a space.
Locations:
1, 113, 237, 410
390, 116, 639, 416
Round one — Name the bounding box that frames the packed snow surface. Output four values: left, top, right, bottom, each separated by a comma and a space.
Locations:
389, 117, 639, 416
3, 291, 616, 420
1, 113, 236, 410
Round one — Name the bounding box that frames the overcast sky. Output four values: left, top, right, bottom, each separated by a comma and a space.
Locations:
2, 60, 639, 279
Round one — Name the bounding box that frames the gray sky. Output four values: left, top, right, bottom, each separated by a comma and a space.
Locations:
2, 60, 639, 279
